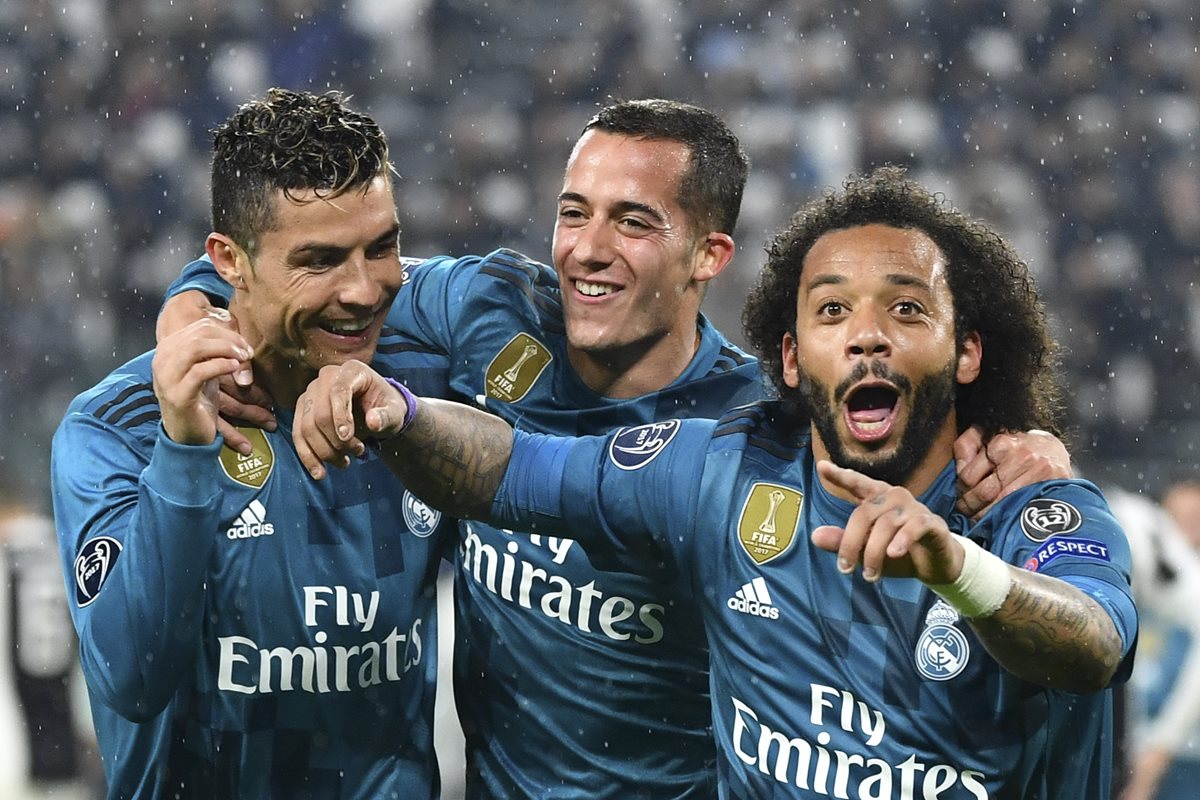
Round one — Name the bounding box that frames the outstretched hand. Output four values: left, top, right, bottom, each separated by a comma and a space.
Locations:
813, 460, 964, 585
292, 360, 411, 479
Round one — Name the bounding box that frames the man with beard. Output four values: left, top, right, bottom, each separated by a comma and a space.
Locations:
292, 166, 1136, 798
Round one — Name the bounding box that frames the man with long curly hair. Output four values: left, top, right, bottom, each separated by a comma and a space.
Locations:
294, 166, 1137, 798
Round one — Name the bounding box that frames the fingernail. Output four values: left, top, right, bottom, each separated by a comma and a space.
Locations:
337, 424, 350, 439
235, 368, 253, 385
862, 567, 878, 581
838, 558, 853, 574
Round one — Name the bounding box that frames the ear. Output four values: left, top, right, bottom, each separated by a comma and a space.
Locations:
205, 233, 248, 289
956, 331, 982, 385
691, 232, 735, 285
781, 330, 800, 389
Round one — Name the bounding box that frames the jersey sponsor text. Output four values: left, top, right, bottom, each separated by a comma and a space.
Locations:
216, 584, 423, 695
730, 688, 989, 798
460, 524, 665, 644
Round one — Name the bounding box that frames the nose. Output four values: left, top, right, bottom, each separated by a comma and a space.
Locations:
338, 254, 390, 309
568, 218, 616, 269
845, 308, 891, 359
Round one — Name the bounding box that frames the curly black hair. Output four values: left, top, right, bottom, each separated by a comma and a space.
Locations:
210, 88, 392, 256
584, 99, 749, 236
742, 166, 1064, 439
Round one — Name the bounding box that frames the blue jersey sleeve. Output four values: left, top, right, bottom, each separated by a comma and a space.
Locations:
165, 255, 233, 307
984, 481, 1138, 664
493, 420, 714, 575
387, 253, 491, 353
52, 403, 225, 721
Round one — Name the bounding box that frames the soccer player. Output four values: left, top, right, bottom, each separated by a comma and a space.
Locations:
51, 89, 452, 799
161, 101, 1074, 797
295, 166, 1137, 799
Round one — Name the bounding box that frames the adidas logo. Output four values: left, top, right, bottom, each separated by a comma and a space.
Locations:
727, 576, 779, 619
226, 499, 275, 540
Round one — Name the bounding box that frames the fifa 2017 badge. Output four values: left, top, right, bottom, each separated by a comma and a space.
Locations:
484, 333, 553, 402
915, 599, 970, 681
219, 427, 275, 488
74, 536, 122, 607
403, 491, 441, 538
736, 483, 802, 565
1019, 498, 1082, 542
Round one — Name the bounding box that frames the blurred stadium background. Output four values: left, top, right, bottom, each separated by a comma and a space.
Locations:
1, 0, 1198, 794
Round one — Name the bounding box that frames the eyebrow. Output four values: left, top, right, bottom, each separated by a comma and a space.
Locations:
289, 222, 401, 261
558, 192, 666, 225
805, 272, 932, 292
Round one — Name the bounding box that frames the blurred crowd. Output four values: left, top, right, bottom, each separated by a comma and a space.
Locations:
3, 0, 1199, 506
2, 1, 1199, 797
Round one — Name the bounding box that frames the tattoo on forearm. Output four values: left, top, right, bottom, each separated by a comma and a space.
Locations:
378, 398, 511, 519
969, 571, 1123, 692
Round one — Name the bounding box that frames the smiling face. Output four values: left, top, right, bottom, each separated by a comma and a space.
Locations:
211, 174, 402, 407
782, 224, 981, 493
552, 130, 732, 397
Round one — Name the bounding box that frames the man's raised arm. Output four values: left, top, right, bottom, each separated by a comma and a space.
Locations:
293, 360, 511, 520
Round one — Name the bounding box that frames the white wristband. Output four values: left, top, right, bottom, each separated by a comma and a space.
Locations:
928, 536, 1012, 618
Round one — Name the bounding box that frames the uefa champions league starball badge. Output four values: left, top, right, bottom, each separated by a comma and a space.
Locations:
914, 599, 970, 681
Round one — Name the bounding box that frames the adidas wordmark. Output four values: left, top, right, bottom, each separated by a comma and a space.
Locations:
227, 499, 274, 540
727, 576, 779, 619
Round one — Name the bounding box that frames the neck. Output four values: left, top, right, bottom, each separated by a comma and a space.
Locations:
250, 357, 308, 411
568, 324, 702, 398
229, 303, 307, 410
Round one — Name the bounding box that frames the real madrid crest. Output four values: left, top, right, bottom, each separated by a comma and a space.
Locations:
484, 333, 553, 402
219, 427, 275, 488
736, 483, 802, 564
403, 490, 441, 538
914, 599, 970, 681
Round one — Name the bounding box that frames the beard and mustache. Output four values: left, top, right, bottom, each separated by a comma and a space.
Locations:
789, 357, 958, 487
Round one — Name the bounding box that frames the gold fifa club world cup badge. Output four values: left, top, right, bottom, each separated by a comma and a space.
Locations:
219, 427, 275, 489
738, 483, 803, 564
485, 333, 553, 402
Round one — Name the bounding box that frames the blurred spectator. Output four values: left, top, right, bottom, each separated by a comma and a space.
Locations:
0, 468, 100, 799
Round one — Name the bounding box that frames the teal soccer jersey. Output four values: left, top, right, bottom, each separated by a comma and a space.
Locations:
494, 403, 1139, 799
170, 249, 767, 798
51, 332, 453, 799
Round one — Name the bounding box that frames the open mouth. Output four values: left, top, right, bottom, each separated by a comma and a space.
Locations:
844, 384, 900, 442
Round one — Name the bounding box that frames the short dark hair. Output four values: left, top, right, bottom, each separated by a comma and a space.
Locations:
210, 88, 392, 256
583, 99, 749, 236
742, 166, 1064, 439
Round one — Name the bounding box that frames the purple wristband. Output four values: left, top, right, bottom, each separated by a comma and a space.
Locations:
382, 377, 418, 435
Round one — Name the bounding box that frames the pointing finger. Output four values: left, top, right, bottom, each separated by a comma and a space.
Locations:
816, 460, 889, 502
